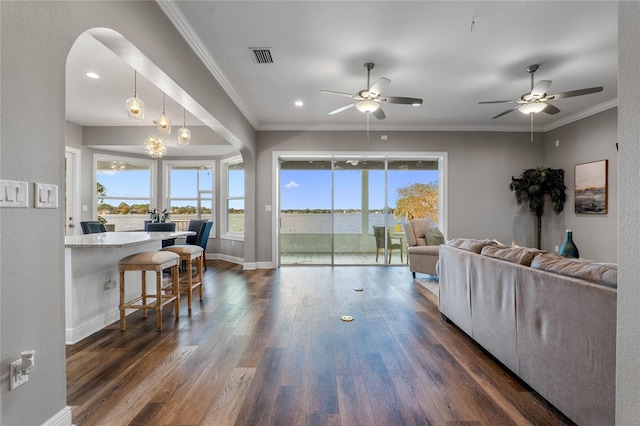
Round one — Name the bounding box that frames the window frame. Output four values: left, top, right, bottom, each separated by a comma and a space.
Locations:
221, 155, 245, 241
163, 159, 216, 239
93, 153, 157, 227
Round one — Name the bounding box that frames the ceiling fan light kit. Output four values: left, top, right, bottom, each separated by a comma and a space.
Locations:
355, 99, 380, 113
519, 102, 547, 114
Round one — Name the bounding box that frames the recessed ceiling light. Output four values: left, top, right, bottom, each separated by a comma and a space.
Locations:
85, 72, 100, 79
294, 100, 304, 107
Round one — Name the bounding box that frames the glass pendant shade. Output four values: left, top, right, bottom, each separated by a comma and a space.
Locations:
156, 113, 171, 134
177, 109, 190, 145
519, 102, 547, 114
155, 93, 171, 134
178, 127, 191, 145
144, 135, 167, 159
126, 70, 144, 120
355, 99, 380, 113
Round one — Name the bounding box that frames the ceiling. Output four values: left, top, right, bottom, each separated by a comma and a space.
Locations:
66, 1, 618, 154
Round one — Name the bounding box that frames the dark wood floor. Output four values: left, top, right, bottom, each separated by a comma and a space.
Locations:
67, 260, 573, 425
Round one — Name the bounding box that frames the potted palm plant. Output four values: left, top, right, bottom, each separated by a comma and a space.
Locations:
510, 167, 567, 249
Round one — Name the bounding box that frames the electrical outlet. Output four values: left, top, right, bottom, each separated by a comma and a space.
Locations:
10, 360, 28, 390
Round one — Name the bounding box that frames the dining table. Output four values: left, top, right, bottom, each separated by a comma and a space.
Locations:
64, 230, 195, 344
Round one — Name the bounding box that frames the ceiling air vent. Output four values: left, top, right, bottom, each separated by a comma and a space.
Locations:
249, 47, 274, 64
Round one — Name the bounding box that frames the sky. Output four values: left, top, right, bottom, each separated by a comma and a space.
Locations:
281, 169, 439, 210
97, 166, 438, 211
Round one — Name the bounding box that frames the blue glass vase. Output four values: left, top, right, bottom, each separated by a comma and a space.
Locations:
559, 230, 579, 258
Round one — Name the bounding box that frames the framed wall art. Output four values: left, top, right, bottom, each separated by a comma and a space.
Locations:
575, 159, 608, 214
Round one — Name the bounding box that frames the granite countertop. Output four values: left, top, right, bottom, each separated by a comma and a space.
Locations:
65, 231, 194, 248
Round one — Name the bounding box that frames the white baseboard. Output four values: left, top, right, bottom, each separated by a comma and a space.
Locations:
43, 406, 72, 426
255, 261, 276, 269
210, 253, 275, 270
66, 309, 120, 345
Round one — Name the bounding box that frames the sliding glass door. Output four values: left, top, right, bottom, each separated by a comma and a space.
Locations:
280, 160, 333, 264
279, 155, 443, 266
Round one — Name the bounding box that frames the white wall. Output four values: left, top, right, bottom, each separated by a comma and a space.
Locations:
617, 2, 640, 423
543, 108, 618, 262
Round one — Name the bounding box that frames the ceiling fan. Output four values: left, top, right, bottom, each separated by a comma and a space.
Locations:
479, 64, 603, 119
321, 62, 423, 120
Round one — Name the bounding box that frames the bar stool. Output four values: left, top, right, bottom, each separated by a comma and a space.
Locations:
118, 251, 180, 331
161, 245, 204, 312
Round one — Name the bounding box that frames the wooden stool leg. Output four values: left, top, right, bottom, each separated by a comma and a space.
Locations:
119, 270, 126, 331
156, 270, 163, 331
173, 264, 180, 318
187, 257, 193, 312
197, 255, 204, 301
141, 271, 147, 319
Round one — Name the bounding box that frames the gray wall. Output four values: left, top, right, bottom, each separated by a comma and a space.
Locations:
255, 130, 546, 264
617, 2, 640, 423
0, 2, 253, 424
542, 108, 618, 262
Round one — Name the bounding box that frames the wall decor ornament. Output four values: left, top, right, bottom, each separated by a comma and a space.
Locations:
575, 159, 608, 214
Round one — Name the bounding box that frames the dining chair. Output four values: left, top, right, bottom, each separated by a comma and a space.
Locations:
372, 225, 403, 263
146, 222, 176, 248
183, 220, 213, 270
80, 221, 107, 234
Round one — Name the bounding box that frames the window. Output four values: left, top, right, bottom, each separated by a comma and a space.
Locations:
94, 154, 156, 231
222, 157, 244, 238
164, 161, 214, 234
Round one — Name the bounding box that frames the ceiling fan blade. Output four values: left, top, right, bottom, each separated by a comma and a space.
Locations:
548, 86, 603, 99
479, 100, 519, 104
369, 78, 391, 97
491, 104, 521, 119
320, 90, 356, 98
380, 96, 423, 105
531, 80, 552, 98
328, 103, 355, 115
543, 103, 561, 115
373, 108, 386, 120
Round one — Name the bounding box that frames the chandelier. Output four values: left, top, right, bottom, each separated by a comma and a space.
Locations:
144, 135, 167, 159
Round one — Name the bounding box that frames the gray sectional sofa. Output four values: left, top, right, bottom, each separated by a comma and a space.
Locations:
439, 240, 616, 426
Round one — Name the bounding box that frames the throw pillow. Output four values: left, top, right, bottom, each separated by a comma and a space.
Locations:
427, 226, 445, 246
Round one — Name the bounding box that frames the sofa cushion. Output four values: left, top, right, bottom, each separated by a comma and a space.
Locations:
446, 238, 497, 254
530, 253, 617, 288
481, 245, 546, 266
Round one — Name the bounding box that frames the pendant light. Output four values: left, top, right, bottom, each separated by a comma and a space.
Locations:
144, 135, 167, 159
155, 93, 171, 135
178, 108, 191, 145
126, 70, 144, 120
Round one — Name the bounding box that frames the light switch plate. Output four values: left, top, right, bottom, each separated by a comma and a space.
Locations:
34, 183, 58, 208
0, 179, 28, 208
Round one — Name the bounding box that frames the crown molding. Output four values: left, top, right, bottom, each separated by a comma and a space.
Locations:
543, 98, 618, 132
157, 1, 259, 129
256, 123, 540, 133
